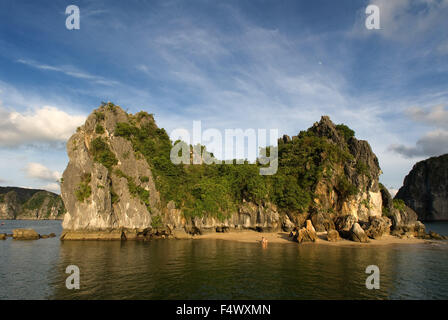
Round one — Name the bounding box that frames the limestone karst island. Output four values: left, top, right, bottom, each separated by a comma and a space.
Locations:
1, 0, 448, 303
36, 102, 441, 244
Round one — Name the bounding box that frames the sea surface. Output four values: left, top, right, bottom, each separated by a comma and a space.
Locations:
0, 220, 447, 300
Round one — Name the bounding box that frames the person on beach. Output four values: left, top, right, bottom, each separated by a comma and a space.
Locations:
261, 236, 268, 247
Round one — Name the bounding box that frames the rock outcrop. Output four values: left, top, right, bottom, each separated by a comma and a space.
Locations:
0, 187, 65, 220
379, 184, 440, 239
327, 230, 341, 242
59, 103, 411, 241
12, 228, 39, 240
293, 220, 318, 243
3, 229, 57, 240
395, 154, 448, 221
350, 223, 369, 243
361, 216, 391, 239
310, 117, 383, 226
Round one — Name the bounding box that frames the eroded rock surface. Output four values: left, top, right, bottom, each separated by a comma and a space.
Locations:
60, 104, 419, 241
396, 154, 448, 221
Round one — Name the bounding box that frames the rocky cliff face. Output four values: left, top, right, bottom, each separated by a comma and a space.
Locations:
0, 187, 65, 220
308, 116, 383, 231
61, 105, 161, 234
60, 103, 413, 240
395, 154, 448, 221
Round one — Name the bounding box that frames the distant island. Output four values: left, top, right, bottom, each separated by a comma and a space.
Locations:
56, 102, 446, 242
0, 186, 65, 220
396, 154, 448, 221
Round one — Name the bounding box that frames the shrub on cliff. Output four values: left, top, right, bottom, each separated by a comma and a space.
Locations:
91, 137, 118, 170
336, 124, 355, 142
75, 173, 92, 202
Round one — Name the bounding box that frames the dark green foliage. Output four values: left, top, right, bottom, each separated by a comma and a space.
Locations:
22, 192, 47, 210
115, 122, 138, 138
91, 138, 118, 170
393, 199, 406, 211
139, 176, 149, 183
183, 178, 235, 221
151, 215, 163, 229
106, 102, 117, 113
112, 114, 360, 220
114, 170, 150, 207
356, 160, 370, 176
95, 124, 105, 134
271, 175, 311, 211
75, 173, 92, 202
44, 196, 65, 218
0, 187, 65, 217
94, 111, 105, 121
336, 124, 355, 141
382, 206, 390, 217
336, 176, 358, 199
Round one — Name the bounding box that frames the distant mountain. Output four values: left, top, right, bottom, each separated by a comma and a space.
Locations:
396, 154, 448, 221
0, 186, 65, 220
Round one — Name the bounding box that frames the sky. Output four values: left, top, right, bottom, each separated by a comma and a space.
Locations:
0, 0, 447, 195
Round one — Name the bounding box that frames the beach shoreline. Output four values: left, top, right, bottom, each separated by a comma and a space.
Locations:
191, 230, 434, 246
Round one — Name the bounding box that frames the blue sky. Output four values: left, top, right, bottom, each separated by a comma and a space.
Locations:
0, 0, 447, 194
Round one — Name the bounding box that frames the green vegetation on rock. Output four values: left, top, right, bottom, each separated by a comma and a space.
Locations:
75, 173, 92, 202
91, 137, 118, 170
151, 215, 163, 229
114, 169, 150, 208
95, 124, 105, 134
393, 199, 406, 211
0, 187, 66, 220
336, 124, 355, 141
22, 192, 47, 210
110, 111, 361, 220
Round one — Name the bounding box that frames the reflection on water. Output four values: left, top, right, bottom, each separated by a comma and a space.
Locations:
0, 220, 62, 300
1, 220, 447, 299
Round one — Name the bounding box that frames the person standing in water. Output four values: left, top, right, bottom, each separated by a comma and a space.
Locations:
261, 236, 268, 247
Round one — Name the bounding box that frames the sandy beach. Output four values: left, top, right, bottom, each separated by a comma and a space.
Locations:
192, 230, 431, 246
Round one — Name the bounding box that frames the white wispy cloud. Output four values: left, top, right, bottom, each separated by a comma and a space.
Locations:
16, 59, 120, 86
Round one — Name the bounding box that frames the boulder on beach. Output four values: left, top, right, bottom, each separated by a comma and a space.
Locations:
350, 223, 369, 243
335, 215, 357, 239
362, 216, 392, 239
327, 230, 341, 242
294, 220, 318, 243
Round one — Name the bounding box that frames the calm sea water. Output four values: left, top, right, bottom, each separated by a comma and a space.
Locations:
0, 220, 447, 300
